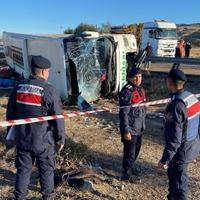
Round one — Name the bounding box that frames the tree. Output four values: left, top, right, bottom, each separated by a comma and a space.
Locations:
64, 28, 74, 34
99, 22, 112, 33
74, 23, 97, 34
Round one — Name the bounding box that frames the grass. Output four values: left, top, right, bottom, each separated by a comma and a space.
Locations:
142, 73, 169, 100
57, 137, 89, 171
190, 47, 200, 58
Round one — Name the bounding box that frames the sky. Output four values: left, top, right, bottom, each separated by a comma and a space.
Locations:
0, 0, 199, 34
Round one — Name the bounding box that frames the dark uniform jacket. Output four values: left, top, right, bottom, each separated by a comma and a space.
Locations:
119, 81, 146, 140
161, 90, 200, 164
6, 75, 65, 152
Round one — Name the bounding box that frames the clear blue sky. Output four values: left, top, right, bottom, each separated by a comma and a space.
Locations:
0, 0, 199, 34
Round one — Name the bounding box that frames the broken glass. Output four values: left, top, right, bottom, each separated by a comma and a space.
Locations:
65, 37, 113, 102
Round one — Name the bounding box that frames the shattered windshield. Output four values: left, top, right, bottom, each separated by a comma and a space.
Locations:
64, 37, 112, 102
157, 29, 177, 39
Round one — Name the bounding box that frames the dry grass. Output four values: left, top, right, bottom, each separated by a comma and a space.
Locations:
190, 47, 200, 58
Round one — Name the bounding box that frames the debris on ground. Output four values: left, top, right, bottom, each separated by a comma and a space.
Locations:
55, 165, 113, 191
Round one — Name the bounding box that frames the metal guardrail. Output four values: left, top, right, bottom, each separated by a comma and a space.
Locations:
136, 51, 147, 68
145, 56, 200, 65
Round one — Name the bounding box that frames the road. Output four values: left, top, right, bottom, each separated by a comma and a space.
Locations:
149, 62, 200, 76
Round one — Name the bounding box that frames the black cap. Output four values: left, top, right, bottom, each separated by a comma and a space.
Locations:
31, 56, 51, 69
168, 69, 187, 82
128, 67, 142, 78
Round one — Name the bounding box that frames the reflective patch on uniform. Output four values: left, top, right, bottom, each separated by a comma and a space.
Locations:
18, 84, 43, 93
188, 102, 200, 120
183, 94, 196, 107
132, 89, 145, 104
166, 112, 173, 122
16, 84, 43, 106
183, 94, 200, 119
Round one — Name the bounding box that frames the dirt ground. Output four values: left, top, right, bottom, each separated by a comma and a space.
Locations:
0, 67, 200, 200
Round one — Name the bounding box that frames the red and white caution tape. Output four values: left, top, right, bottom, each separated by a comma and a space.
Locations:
0, 94, 199, 128
119, 98, 170, 109
0, 107, 110, 128
119, 94, 200, 109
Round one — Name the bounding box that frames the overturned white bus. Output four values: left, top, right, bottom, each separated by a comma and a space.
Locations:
3, 31, 137, 102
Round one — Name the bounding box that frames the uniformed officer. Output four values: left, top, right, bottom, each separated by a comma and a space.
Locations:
6, 56, 66, 200
158, 68, 200, 200
119, 67, 146, 181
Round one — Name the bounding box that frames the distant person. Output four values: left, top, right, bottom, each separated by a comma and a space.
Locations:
173, 39, 185, 69
185, 41, 192, 58
174, 41, 180, 58
175, 39, 185, 58
119, 67, 146, 181
7, 56, 66, 200
144, 42, 153, 70
158, 68, 200, 200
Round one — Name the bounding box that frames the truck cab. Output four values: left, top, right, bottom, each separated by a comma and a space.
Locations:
140, 20, 178, 57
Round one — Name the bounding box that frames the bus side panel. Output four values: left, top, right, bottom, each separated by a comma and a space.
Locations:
27, 39, 69, 100
3, 34, 28, 77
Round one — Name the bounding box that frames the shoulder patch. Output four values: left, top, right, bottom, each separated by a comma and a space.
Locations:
125, 84, 133, 90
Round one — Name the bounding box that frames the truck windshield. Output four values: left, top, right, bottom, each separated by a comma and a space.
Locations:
157, 29, 177, 39
64, 37, 113, 102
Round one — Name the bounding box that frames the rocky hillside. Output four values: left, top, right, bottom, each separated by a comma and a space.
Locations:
177, 23, 200, 47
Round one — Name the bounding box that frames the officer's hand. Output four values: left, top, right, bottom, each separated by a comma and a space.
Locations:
158, 161, 168, 170
57, 143, 64, 152
124, 133, 132, 141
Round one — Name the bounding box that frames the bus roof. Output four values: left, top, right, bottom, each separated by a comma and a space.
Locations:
3, 32, 73, 41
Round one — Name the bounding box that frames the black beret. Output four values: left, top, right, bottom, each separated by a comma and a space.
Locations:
128, 67, 142, 78
168, 69, 187, 82
31, 56, 51, 69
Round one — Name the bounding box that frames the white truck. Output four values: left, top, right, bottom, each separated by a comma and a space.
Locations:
3, 31, 137, 102
140, 20, 178, 57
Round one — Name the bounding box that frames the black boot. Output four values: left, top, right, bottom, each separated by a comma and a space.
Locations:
121, 168, 134, 182
42, 195, 55, 200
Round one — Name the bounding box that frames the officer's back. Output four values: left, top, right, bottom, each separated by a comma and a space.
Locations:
158, 68, 200, 200
7, 57, 65, 152
6, 55, 65, 200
